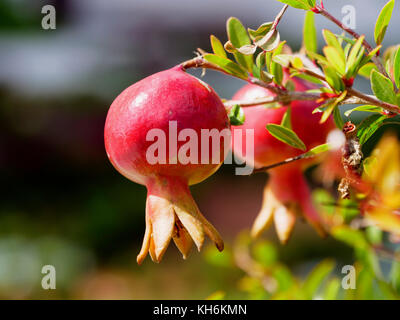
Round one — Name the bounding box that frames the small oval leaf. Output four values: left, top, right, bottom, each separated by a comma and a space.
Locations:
266, 124, 307, 150
210, 35, 227, 58
203, 54, 248, 80
374, 0, 395, 45
371, 69, 396, 104
229, 104, 245, 126
303, 11, 317, 54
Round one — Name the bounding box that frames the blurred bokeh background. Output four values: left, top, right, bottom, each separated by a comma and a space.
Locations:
0, 0, 399, 299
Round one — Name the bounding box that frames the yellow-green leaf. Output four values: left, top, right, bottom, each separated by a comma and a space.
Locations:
266, 124, 306, 150
203, 54, 248, 80
324, 46, 346, 75
276, 0, 315, 10
374, 0, 395, 45
394, 47, 400, 88
210, 35, 227, 58
303, 11, 317, 54
281, 107, 292, 129
358, 63, 378, 79
344, 105, 383, 117
303, 259, 335, 299
228, 104, 246, 126
304, 143, 330, 157
226, 17, 253, 72
371, 69, 396, 104
322, 29, 343, 53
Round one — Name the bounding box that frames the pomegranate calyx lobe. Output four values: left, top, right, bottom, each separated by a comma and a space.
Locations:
137, 176, 223, 264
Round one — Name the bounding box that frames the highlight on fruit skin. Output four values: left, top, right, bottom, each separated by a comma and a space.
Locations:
104, 66, 229, 264
231, 72, 335, 243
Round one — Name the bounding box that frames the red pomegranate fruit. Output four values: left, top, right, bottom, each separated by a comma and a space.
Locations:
231, 75, 335, 243
105, 66, 230, 264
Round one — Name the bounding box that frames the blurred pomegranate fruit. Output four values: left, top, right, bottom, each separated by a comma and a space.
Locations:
231, 74, 335, 243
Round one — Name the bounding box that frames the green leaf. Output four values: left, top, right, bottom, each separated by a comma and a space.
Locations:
290, 72, 323, 85
374, 0, 395, 45
210, 35, 227, 58
362, 155, 378, 178
357, 248, 381, 277
344, 105, 383, 117
307, 51, 329, 66
271, 61, 283, 85
324, 46, 346, 75
322, 29, 343, 54
260, 70, 274, 83
223, 40, 236, 53
252, 63, 261, 79
273, 54, 293, 68
323, 278, 341, 300
228, 104, 245, 126
319, 101, 336, 124
336, 34, 356, 46
204, 246, 233, 268
276, 0, 314, 10
331, 225, 368, 249
237, 44, 257, 55
252, 241, 277, 267
281, 107, 292, 129
303, 259, 335, 299
266, 124, 306, 150
206, 291, 226, 300
248, 22, 273, 40
272, 266, 294, 292
358, 63, 378, 79
371, 69, 397, 104
203, 54, 248, 80
292, 57, 304, 69
338, 199, 360, 222
366, 226, 383, 245
320, 90, 347, 124
324, 66, 344, 92
357, 113, 387, 145
304, 143, 330, 157
343, 43, 352, 59
377, 280, 399, 300
313, 188, 335, 215
362, 45, 382, 66
303, 11, 317, 54
357, 268, 374, 299
226, 17, 254, 72
253, 51, 267, 80
394, 47, 400, 88
346, 35, 365, 78
254, 29, 281, 52
270, 42, 285, 85
333, 104, 344, 128
256, 51, 266, 68
390, 258, 400, 292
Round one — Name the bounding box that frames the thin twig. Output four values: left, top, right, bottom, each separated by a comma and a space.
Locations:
253, 153, 314, 173
272, 4, 289, 29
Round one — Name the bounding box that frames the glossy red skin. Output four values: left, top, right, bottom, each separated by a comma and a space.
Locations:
104, 67, 229, 187
231, 78, 335, 169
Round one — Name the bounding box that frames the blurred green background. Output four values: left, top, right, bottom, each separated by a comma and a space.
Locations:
0, 0, 399, 299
